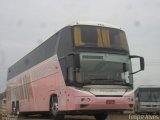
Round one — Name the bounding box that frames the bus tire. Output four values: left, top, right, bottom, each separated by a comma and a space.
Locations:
50, 96, 64, 120
12, 101, 19, 116
94, 114, 108, 120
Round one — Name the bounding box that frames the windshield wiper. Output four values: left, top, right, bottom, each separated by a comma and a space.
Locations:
83, 78, 121, 85
90, 78, 125, 82
104, 79, 132, 87
84, 78, 132, 87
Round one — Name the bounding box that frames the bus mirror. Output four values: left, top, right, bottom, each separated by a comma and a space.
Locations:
130, 55, 145, 74
67, 67, 74, 83
140, 57, 145, 70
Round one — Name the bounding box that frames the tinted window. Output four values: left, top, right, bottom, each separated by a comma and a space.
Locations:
81, 26, 98, 47
74, 25, 129, 51
7, 32, 59, 80
139, 88, 151, 102
110, 29, 121, 49
139, 88, 160, 102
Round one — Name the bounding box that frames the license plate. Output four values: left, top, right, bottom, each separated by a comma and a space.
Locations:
106, 100, 115, 104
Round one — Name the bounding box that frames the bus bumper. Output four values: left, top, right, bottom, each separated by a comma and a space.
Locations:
67, 96, 134, 111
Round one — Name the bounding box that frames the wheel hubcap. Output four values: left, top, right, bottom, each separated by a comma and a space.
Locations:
52, 102, 58, 115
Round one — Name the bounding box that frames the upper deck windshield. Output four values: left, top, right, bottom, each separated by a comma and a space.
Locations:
73, 25, 129, 51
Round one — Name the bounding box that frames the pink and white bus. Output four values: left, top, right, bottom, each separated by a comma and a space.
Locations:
6, 21, 144, 120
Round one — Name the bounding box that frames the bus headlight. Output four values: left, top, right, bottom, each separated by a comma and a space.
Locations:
81, 98, 91, 102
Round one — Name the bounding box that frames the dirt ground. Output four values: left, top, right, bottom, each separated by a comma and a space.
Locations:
1, 114, 160, 120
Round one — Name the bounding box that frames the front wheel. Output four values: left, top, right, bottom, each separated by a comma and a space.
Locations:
50, 96, 64, 120
94, 114, 108, 120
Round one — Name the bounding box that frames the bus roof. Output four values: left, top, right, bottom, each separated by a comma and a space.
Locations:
69, 21, 122, 30
138, 85, 160, 88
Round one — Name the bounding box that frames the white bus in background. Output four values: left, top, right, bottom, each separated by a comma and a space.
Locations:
135, 85, 160, 114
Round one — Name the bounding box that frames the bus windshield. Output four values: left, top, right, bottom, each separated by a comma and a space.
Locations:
139, 88, 160, 102
75, 54, 132, 86
74, 25, 129, 51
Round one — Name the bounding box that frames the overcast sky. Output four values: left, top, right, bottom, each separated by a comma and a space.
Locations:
0, 0, 160, 92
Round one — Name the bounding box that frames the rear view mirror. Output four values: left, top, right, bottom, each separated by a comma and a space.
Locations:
130, 55, 145, 74
140, 57, 145, 70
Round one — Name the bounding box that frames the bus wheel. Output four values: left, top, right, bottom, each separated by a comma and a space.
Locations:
13, 105, 19, 116
12, 102, 19, 116
15, 108, 19, 116
50, 96, 64, 120
94, 114, 107, 120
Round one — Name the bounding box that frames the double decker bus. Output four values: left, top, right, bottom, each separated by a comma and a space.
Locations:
6, 21, 144, 120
